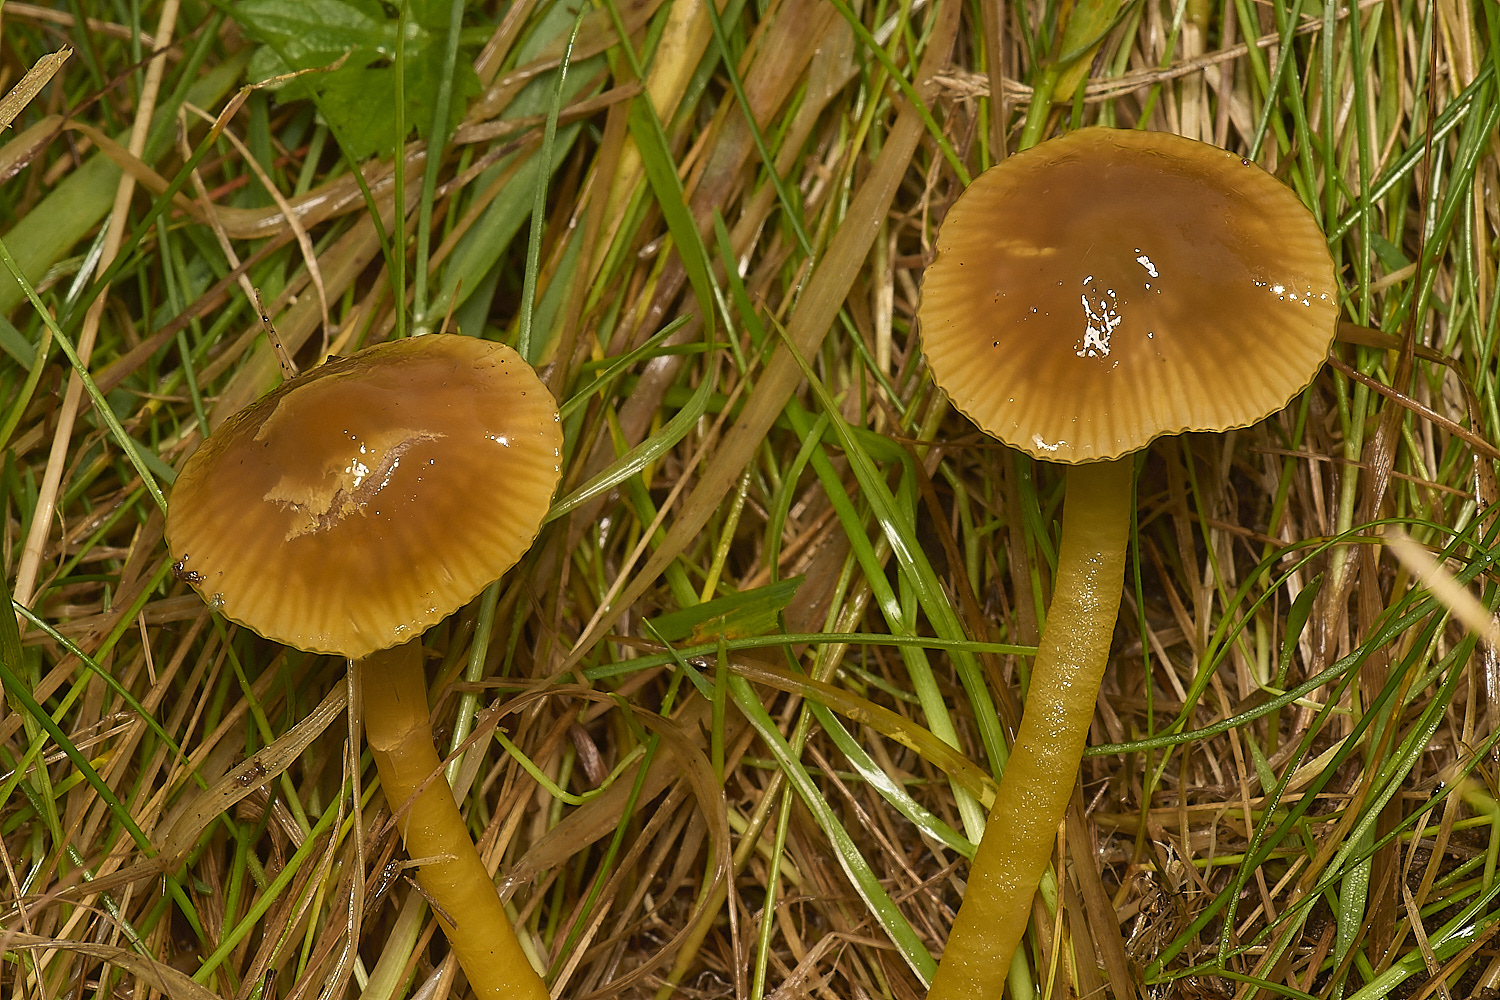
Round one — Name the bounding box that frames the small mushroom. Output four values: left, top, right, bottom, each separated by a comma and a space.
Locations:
918, 127, 1337, 997
167, 334, 560, 1000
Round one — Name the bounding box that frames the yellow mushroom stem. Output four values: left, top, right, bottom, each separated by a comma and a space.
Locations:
929, 457, 1133, 998
359, 640, 549, 1000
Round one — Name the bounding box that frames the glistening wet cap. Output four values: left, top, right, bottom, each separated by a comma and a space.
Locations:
919, 127, 1338, 463
166, 334, 563, 658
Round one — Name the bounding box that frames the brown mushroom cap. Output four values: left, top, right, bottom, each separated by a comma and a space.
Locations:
919, 127, 1338, 463
166, 335, 562, 658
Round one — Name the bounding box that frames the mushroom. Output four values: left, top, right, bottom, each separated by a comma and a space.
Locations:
918, 127, 1337, 996
166, 334, 560, 1000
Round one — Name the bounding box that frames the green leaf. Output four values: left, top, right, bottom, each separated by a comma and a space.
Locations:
1368, 233, 1411, 272
239, 0, 393, 66
0, 314, 33, 366
645, 577, 805, 643
1277, 572, 1322, 687
237, 0, 479, 159
627, 100, 718, 332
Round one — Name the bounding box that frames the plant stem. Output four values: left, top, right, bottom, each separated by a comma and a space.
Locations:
928, 457, 1132, 998
360, 640, 548, 1000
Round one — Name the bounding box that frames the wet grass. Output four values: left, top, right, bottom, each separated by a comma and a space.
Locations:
1, 0, 1498, 997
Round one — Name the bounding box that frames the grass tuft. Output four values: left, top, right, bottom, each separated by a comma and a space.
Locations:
1, 0, 1497, 997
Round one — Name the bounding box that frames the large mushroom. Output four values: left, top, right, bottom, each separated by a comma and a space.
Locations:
166, 333, 560, 1000
918, 127, 1337, 996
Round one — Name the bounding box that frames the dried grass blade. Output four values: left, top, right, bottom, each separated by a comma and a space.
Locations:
0, 935, 221, 1000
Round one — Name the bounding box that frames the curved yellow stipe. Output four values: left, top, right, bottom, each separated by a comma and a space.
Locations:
361, 642, 549, 1000
929, 458, 1133, 998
